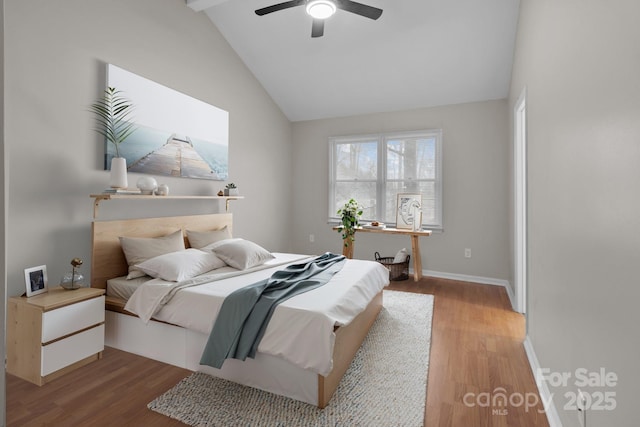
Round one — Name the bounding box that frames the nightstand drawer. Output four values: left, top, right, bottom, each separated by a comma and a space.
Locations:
42, 324, 105, 376
42, 296, 105, 343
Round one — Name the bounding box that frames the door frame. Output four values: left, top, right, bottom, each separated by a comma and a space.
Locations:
514, 88, 527, 315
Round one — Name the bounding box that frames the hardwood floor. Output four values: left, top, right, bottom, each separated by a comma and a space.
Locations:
389, 278, 549, 427
7, 278, 549, 426
7, 346, 190, 426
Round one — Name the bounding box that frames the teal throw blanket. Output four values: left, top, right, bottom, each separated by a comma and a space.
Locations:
200, 252, 346, 369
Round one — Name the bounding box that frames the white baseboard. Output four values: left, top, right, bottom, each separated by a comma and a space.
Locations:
418, 269, 518, 311
523, 336, 563, 427
502, 280, 517, 311
421, 269, 509, 287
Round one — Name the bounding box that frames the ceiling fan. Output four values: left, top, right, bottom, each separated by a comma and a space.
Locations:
255, 0, 383, 38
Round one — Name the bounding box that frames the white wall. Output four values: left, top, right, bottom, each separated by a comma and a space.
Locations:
3, 0, 293, 299
291, 100, 510, 283
510, 0, 640, 425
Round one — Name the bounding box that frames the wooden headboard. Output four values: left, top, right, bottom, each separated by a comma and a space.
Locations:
91, 213, 233, 289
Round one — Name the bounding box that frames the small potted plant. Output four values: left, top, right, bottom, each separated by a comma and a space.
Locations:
224, 183, 239, 196
337, 198, 363, 258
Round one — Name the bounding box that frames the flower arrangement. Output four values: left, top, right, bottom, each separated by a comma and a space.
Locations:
337, 198, 363, 247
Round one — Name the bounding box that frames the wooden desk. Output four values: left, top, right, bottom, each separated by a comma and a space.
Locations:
335, 226, 432, 281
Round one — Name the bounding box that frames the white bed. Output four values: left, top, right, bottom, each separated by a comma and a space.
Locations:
91, 214, 389, 407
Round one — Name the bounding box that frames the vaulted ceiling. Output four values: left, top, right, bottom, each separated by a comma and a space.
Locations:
187, 0, 521, 122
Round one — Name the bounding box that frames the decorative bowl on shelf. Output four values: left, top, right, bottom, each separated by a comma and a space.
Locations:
363, 222, 385, 229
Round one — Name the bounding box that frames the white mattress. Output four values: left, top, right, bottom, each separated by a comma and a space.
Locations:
124, 253, 389, 376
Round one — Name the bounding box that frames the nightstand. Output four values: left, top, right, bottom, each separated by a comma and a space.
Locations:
7, 286, 105, 386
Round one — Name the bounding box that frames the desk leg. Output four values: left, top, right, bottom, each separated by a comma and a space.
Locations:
410, 235, 422, 281
343, 239, 354, 259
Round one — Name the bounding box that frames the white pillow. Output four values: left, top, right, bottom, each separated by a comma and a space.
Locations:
119, 230, 186, 279
205, 238, 275, 270
393, 248, 409, 263
201, 237, 243, 250
135, 248, 226, 282
186, 226, 232, 249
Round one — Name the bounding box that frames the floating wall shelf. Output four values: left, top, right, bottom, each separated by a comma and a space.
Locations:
89, 194, 244, 219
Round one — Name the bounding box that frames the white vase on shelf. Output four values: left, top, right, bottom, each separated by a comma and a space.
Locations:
156, 183, 169, 196
109, 157, 128, 189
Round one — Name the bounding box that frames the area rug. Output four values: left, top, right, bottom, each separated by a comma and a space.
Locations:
148, 290, 433, 426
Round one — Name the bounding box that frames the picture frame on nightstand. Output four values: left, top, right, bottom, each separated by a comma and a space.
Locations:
24, 265, 48, 297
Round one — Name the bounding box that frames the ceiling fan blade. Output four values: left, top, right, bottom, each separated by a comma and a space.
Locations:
311, 19, 325, 38
336, 0, 383, 20
255, 0, 305, 16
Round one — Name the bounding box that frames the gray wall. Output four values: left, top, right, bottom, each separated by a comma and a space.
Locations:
3, 0, 293, 298
291, 100, 510, 283
1, 0, 6, 424
510, 0, 640, 425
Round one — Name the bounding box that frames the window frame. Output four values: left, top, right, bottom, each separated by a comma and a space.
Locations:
328, 129, 443, 230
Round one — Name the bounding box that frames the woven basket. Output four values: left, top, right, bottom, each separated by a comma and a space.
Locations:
374, 252, 410, 281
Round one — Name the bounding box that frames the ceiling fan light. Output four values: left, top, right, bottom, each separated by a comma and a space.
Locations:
306, 0, 336, 20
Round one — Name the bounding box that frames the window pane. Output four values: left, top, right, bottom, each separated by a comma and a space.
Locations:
336, 141, 377, 180
384, 181, 436, 225
335, 182, 377, 219
384, 182, 403, 222
387, 137, 436, 180
421, 198, 436, 224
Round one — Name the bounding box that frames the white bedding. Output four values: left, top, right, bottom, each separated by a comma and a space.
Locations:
107, 275, 151, 300
124, 253, 389, 376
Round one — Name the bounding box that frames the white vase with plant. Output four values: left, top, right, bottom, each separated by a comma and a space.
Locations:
90, 87, 137, 189
337, 198, 363, 258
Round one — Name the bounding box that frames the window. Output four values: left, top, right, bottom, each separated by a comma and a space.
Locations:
329, 129, 443, 229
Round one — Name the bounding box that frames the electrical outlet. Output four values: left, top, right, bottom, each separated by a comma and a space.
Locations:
309, 234, 315, 243
464, 248, 471, 258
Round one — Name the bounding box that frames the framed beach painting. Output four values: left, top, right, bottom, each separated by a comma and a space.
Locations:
396, 193, 422, 230
105, 64, 229, 181
24, 265, 48, 297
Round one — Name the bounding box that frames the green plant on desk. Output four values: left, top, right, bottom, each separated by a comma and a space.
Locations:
337, 198, 363, 248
